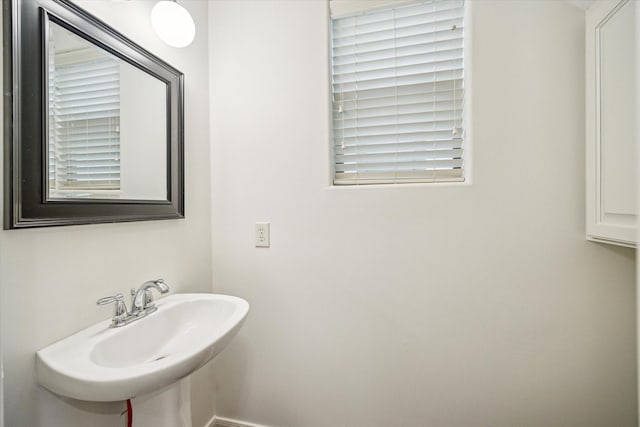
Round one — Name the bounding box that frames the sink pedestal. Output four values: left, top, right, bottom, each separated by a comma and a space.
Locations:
131, 377, 192, 427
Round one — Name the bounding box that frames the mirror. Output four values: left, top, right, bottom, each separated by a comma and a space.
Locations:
4, 0, 184, 228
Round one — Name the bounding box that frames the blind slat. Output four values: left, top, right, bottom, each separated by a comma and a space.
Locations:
336, 139, 462, 152
333, 48, 463, 74
335, 158, 463, 173
336, 138, 463, 153
333, 39, 462, 65
334, 102, 463, 122
333, 59, 462, 85
334, 104, 463, 122
334, 170, 463, 185
333, 20, 463, 49
334, 68, 463, 92
332, 35, 462, 60
335, 79, 462, 102
336, 148, 463, 165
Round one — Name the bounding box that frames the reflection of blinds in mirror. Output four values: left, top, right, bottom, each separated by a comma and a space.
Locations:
49, 55, 120, 192
330, 0, 465, 185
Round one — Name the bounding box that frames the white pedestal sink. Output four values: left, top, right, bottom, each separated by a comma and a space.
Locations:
35, 293, 249, 426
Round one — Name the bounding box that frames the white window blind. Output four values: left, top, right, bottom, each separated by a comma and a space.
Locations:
330, 0, 465, 185
49, 54, 121, 193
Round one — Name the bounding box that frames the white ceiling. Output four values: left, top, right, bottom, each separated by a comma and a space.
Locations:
564, 0, 596, 10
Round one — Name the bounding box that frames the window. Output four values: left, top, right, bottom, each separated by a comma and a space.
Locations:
48, 49, 121, 196
330, 0, 465, 185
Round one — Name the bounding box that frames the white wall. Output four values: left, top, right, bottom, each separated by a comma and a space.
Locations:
0, 1, 213, 426
209, 1, 637, 426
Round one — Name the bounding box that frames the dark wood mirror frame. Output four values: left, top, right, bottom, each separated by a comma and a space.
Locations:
3, 0, 184, 229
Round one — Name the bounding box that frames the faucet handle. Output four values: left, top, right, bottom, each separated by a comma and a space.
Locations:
97, 293, 130, 326
97, 293, 125, 306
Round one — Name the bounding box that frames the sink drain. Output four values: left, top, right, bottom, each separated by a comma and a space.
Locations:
152, 354, 169, 362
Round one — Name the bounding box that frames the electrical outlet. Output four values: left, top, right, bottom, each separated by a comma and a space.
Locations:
255, 222, 270, 247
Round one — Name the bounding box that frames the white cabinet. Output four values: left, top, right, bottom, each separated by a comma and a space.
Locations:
586, 0, 637, 248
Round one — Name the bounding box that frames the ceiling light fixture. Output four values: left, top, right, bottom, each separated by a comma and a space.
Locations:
151, 0, 195, 48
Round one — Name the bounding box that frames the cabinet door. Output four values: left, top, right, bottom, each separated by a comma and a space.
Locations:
586, 0, 637, 248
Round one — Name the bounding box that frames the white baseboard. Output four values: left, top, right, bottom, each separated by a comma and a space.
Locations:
204, 414, 217, 427
212, 415, 274, 427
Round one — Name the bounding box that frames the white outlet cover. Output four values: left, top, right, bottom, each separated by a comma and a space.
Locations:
255, 222, 270, 248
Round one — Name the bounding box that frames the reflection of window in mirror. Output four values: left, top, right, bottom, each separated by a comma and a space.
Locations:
48, 22, 121, 199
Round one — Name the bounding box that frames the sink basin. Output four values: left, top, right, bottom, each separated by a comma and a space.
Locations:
36, 293, 249, 402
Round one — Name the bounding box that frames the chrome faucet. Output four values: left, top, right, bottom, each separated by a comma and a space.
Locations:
131, 278, 170, 315
97, 278, 170, 327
